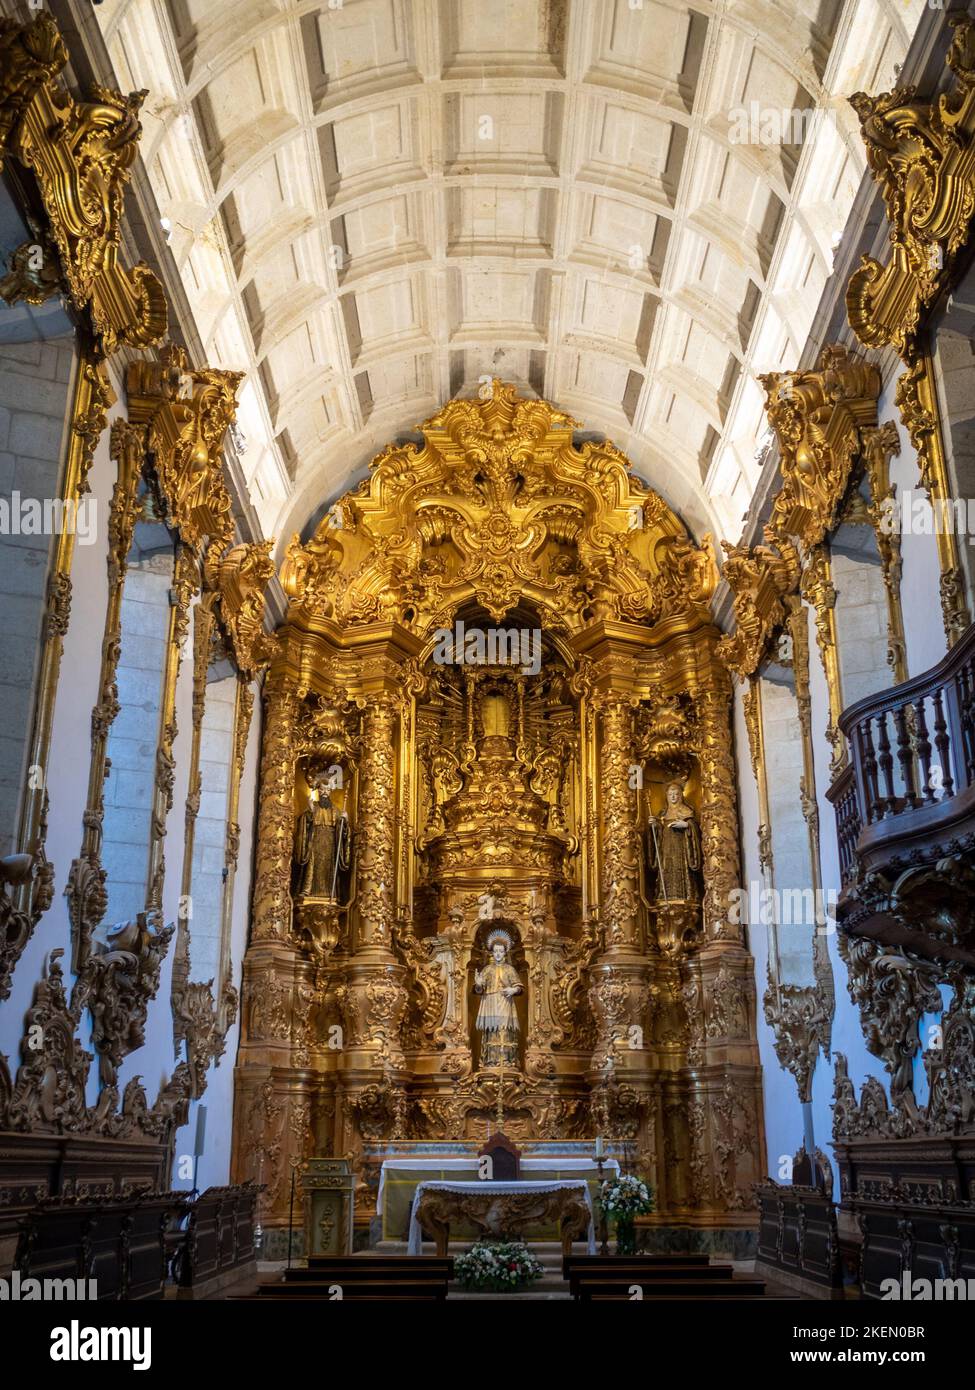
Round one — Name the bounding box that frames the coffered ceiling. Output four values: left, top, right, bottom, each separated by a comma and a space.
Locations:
93, 0, 925, 546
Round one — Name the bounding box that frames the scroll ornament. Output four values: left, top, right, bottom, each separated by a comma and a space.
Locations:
0, 14, 167, 355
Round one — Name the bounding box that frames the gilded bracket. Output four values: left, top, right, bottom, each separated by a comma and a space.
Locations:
0, 14, 166, 356
126, 346, 242, 555
846, 15, 975, 357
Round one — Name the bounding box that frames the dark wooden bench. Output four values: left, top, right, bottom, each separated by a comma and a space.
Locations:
15, 1192, 188, 1300
249, 1277, 448, 1301
576, 1276, 766, 1301
563, 1252, 710, 1278
567, 1262, 734, 1296
287, 1256, 453, 1282
172, 1182, 259, 1298
581, 1284, 790, 1295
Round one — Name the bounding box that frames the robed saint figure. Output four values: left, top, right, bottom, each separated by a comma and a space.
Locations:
474, 930, 523, 1067
645, 780, 701, 902
294, 771, 351, 901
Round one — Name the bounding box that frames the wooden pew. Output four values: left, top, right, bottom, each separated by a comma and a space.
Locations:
15, 1192, 188, 1300
287, 1256, 453, 1282
567, 1263, 735, 1296
172, 1183, 259, 1297
249, 1278, 448, 1301
563, 1252, 710, 1278
575, 1275, 767, 1301
248, 1255, 452, 1301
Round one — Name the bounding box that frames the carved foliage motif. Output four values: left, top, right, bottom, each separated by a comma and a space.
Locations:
0, 14, 166, 355
717, 532, 801, 679
281, 380, 714, 635
846, 16, 975, 356
0, 950, 189, 1144
127, 347, 240, 553
839, 934, 942, 1102
762, 345, 880, 549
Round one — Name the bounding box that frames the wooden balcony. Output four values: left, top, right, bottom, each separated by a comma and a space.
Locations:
826, 622, 975, 966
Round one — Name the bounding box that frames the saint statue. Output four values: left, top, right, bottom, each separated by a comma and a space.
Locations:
293, 769, 351, 901
645, 780, 701, 903
474, 929, 523, 1067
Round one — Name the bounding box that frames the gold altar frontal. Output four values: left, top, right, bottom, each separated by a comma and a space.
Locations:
231, 383, 765, 1252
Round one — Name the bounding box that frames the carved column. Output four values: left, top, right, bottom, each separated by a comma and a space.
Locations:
251, 673, 301, 943
697, 678, 744, 944
589, 693, 648, 1077
338, 690, 408, 1150
352, 694, 399, 957
895, 355, 971, 643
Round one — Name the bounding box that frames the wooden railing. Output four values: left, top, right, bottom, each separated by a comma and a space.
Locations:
828, 622, 975, 887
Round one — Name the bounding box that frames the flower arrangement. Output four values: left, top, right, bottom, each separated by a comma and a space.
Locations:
600, 1174, 655, 1255
454, 1239, 544, 1292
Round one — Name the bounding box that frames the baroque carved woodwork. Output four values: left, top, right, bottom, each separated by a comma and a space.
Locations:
845, 17, 975, 643
233, 382, 765, 1231
61, 338, 251, 1099
127, 347, 241, 554
0, 14, 166, 356
0, 949, 189, 1146
862, 421, 909, 682
762, 345, 880, 551
846, 15, 975, 357
10, 360, 114, 994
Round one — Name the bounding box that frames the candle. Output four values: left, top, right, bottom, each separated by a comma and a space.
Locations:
595, 1135, 604, 1158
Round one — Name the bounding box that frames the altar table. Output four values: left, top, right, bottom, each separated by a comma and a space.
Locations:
407, 1180, 595, 1256
378, 1157, 618, 1242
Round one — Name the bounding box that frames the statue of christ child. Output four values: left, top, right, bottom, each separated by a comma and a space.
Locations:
474, 930, 523, 1067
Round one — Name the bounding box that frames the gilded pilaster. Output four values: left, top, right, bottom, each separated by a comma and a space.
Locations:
863, 421, 909, 682
800, 545, 847, 779
894, 355, 971, 644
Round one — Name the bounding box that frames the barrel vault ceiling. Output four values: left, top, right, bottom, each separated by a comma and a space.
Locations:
93, 0, 925, 546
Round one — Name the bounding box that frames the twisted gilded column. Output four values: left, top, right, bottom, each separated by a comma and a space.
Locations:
588, 693, 648, 1075
232, 670, 313, 1246
352, 694, 399, 957
697, 681, 744, 943
339, 691, 408, 1085
251, 673, 301, 942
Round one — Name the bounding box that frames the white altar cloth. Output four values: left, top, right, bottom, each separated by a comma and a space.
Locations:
377, 1156, 618, 1215
406, 1179, 596, 1255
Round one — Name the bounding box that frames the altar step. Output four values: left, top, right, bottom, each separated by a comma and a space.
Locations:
451, 1247, 780, 1300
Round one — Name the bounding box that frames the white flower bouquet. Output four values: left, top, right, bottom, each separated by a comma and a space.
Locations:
600, 1174, 654, 1220
454, 1239, 544, 1292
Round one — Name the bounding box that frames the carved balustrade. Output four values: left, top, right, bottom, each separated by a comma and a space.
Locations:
827, 621, 975, 965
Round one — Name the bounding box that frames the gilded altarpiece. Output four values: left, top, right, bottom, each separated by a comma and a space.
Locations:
231, 384, 765, 1242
